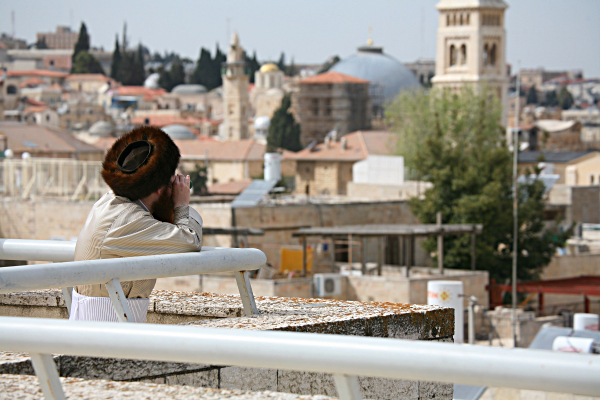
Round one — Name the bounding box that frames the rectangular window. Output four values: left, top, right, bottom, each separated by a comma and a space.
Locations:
324, 99, 332, 116
311, 99, 319, 116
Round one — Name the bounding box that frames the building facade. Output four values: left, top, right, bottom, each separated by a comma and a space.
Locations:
36, 26, 79, 50
295, 71, 370, 146
431, 0, 509, 125
221, 32, 250, 141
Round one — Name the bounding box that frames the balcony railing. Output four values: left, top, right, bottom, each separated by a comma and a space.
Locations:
0, 238, 265, 318
0, 316, 599, 400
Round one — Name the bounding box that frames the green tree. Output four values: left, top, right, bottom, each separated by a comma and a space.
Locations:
190, 47, 212, 87
35, 36, 48, 49
158, 55, 185, 92
73, 22, 90, 59
72, 50, 104, 74
543, 90, 558, 107
246, 51, 260, 83
386, 86, 570, 283
558, 86, 574, 110
110, 35, 121, 80
526, 85, 538, 105
276, 52, 285, 72
267, 94, 302, 152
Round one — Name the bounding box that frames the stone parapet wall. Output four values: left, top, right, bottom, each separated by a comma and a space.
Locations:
0, 289, 454, 399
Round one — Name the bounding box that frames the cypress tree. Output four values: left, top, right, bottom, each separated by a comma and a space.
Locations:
72, 22, 91, 72
110, 35, 121, 81
267, 94, 302, 152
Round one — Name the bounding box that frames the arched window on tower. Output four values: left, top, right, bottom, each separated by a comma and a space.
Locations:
460, 14, 463, 25
490, 44, 497, 66
466, 13, 470, 25
449, 45, 457, 67
453, 14, 457, 25
447, 14, 450, 26
460, 44, 467, 65
483, 44, 488, 67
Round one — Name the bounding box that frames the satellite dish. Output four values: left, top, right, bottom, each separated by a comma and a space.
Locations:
21, 152, 31, 160
4, 149, 14, 158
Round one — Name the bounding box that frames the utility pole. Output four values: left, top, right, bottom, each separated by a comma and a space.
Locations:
512, 62, 521, 348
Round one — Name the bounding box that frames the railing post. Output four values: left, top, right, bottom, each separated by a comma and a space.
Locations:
333, 374, 363, 400
105, 278, 134, 322
234, 271, 259, 316
61, 287, 73, 315
30, 353, 66, 400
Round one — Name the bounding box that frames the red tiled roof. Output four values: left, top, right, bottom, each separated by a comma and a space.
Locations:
24, 98, 47, 106
23, 105, 48, 114
175, 139, 265, 161
19, 77, 47, 88
208, 180, 252, 195
300, 71, 369, 85
117, 86, 166, 97
66, 73, 110, 82
283, 130, 396, 161
7, 69, 68, 78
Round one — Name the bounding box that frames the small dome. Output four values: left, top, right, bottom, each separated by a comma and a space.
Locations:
89, 121, 114, 137
172, 84, 207, 95
162, 124, 197, 140
260, 63, 279, 73
254, 116, 271, 130
144, 73, 160, 89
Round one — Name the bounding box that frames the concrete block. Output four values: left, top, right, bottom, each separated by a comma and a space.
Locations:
277, 370, 337, 397
221, 367, 277, 391
165, 369, 219, 388
358, 376, 418, 400
418, 380, 453, 400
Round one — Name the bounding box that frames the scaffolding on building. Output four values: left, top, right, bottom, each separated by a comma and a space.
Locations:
0, 158, 107, 200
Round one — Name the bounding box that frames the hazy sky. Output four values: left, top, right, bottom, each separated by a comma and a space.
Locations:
1, 0, 599, 77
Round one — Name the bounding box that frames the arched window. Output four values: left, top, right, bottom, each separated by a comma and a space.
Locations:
460, 14, 463, 25
466, 13, 470, 25
447, 14, 450, 26
460, 44, 467, 65
490, 44, 497, 66
6, 85, 17, 95
449, 45, 457, 66
453, 14, 457, 25
483, 44, 489, 66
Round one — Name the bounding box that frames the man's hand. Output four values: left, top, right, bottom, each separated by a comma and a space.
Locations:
172, 174, 191, 208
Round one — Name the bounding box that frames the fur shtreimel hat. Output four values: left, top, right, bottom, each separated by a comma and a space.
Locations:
102, 126, 180, 200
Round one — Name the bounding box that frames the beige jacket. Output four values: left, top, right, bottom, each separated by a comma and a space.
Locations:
74, 191, 203, 298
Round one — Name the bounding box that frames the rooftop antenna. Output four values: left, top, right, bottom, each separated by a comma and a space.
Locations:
367, 26, 373, 45
11, 10, 15, 38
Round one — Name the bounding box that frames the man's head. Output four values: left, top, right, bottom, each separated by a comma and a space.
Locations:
102, 126, 180, 202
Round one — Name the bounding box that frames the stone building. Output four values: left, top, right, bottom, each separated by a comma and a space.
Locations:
404, 59, 436, 86
222, 32, 250, 141
294, 71, 370, 146
36, 26, 78, 50
431, 0, 509, 125
284, 130, 395, 196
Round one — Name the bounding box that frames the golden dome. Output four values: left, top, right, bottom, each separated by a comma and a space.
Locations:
259, 63, 279, 73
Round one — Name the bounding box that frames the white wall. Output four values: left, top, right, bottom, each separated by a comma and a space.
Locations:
353, 155, 404, 185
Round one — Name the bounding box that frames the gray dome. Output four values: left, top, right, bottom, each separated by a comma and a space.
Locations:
162, 124, 197, 140
88, 121, 114, 137
331, 45, 419, 106
172, 84, 207, 95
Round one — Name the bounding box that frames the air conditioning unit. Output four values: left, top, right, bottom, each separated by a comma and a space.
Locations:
313, 274, 342, 297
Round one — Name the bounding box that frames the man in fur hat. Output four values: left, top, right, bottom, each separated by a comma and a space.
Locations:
70, 126, 203, 322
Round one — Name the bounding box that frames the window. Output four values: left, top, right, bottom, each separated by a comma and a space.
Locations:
324, 98, 332, 116
449, 45, 457, 66
46, 114, 50, 122
447, 14, 450, 26
311, 99, 319, 116
460, 44, 467, 65
490, 44, 497, 66
483, 44, 489, 66
466, 13, 470, 25
460, 14, 463, 25
6, 85, 17, 95
591, 175, 595, 185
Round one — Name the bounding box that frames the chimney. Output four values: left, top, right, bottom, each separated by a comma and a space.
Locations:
331, 130, 338, 142
324, 137, 330, 149
341, 136, 347, 150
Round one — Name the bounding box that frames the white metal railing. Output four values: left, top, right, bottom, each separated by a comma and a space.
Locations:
0, 158, 106, 200
0, 239, 265, 318
1, 317, 599, 400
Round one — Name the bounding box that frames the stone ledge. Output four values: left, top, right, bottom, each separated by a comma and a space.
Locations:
0, 374, 336, 400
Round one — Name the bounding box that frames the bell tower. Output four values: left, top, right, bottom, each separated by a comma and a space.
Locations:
222, 32, 250, 141
431, 0, 509, 125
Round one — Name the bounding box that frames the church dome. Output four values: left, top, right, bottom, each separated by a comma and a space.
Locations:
330, 43, 419, 104
88, 121, 114, 137
162, 124, 197, 140
260, 63, 279, 73
172, 84, 207, 95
